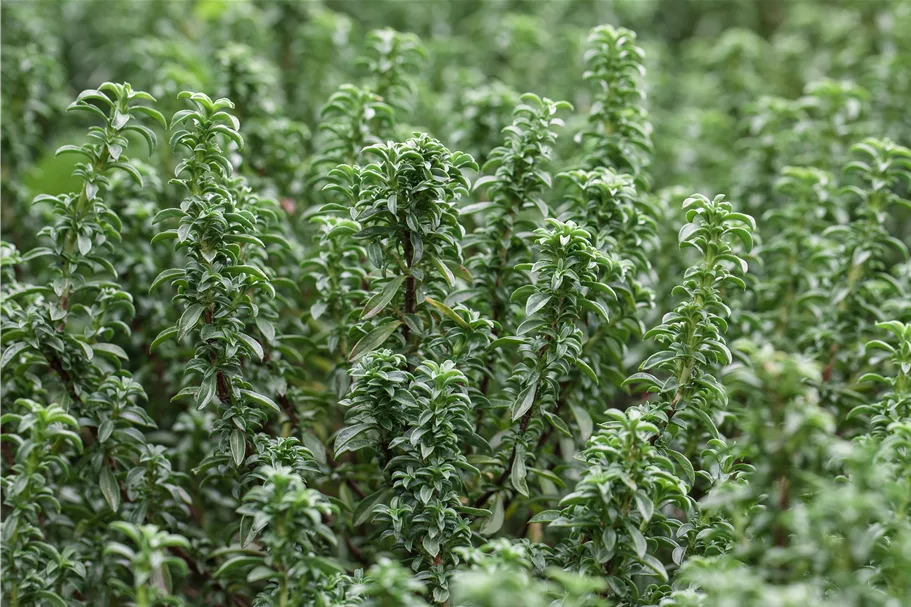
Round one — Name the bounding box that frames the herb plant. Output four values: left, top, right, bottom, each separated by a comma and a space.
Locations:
4, 3, 911, 606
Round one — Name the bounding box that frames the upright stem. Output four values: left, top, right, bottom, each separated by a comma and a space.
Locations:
774, 475, 790, 547
279, 575, 289, 607
473, 407, 533, 509
59, 152, 109, 315
137, 585, 150, 607
402, 228, 416, 344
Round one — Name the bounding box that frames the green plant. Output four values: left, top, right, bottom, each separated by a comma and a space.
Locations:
579, 25, 652, 177
105, 521, 190, 606
152, 92, 277, 476
6, 6, 911, 607
1, 399, 84, 607
473, 219, 614, 511
322, 134, 477, 361
464, 93, 571, 327
373, 360, 480, 604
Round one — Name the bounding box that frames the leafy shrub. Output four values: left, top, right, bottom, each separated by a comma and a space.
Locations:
3, 2, 911, 606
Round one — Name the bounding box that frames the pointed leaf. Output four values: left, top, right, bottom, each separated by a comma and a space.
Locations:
424, 297, 471, 329
361, 276, 406, 320
511, 446, 529, 497
100, 467, 120, 512
239, 389, 280, 413
348, 321, 402, 362
178, 304, 205, 340
230, 429, 245, 467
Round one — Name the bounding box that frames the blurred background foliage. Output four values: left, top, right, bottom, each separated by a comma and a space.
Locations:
4, 0, 909, 210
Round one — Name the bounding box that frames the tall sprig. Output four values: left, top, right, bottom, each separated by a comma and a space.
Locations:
579, 25, 652, 178
0, 83, 191, 602
1, 399, 85, 606
474, 220, 614, 513
556, 166, 658, 387
13, 83, 165, 405
806, 138, 911, 415
151, 92, 278, 477
850, 321, 911, 437
540, 407, 692, 600
374, 360, 482, 604
360, 28, 427, 119
625, 194, 755, 448
464, 93, 571, 329
323, 134, 477, 363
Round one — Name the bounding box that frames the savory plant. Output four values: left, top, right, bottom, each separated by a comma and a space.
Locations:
4, 3, 911, 606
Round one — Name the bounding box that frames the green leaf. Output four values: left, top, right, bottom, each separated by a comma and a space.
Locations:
622, 372, 660, 390
422, 534, 440, 558
529, 510, 560, 524
429, 255, 455, 286
625, 521, 647, 559
542, 411, 572, 437
152, 208, 185, 223
361, 276, 406, 320
151, 229, 179, 244
511, 383, 537, 420
230, 429, 246, 467
641, 349, 675, 370
528, 466, 565, 488
525, 292, 551, 317
334, 423, 373, 454
98, 420, 114, 443
510, 285, 536, 303
255, 318, 276, 343
77, 233, 92, 255
1, 342, 29, 369
100, 467, 120, 512
640, 554, 668, 582
222, 264, 269, 281
865, 340, 896, 354
149, 268, 184, 292
214, 556, 261, 578
678, 222, 700, 243
20, 247, 54, 261
92, 343, 128, 360
511, 446, 529, 496
489, 336, 525, 350
727, 226, 753, 250
634, 491, 654, 523
196, 374, 217, 410
689, 407, 719, 439
480, 493, 505, 535
301, 556, 346, 575
237, 332, 264, 361
225, 233, 265, 248
668, 449, 695, 487
580, 298, 609, 321
247, 566, 280, 583
571, 404, 593, 441
353, 489, 391, 527
460, 201, 495, 215
424, 296, 471, 329
348, 321, 402, 362
458, 505, 492, 517
573, 358, 599, 385
178, 304, 205, 340
150, 326, 179, 351
419, 485, 433, 504
858, 372, 888, 385
240, 389, 280, 413
32, 592, 67, 607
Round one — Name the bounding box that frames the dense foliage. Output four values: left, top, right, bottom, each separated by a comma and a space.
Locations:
3, 1, 911, 606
